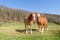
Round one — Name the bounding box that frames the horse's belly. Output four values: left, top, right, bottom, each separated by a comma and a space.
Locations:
37, 20, 47, 25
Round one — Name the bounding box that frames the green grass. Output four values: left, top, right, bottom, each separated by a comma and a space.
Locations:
0, 22, 60, 40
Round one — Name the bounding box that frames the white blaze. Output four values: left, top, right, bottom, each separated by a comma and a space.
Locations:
37, 14, 40, 17
33, 14, 35, 21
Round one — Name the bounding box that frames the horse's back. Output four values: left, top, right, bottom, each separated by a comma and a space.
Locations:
37, 16, 48, 25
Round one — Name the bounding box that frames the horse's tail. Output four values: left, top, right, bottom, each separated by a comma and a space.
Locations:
24, 17, 28, 23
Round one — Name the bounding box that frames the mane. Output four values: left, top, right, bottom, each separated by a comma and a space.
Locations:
28, 13, 33, 20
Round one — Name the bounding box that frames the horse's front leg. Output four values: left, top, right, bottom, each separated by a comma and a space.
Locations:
30, 24, 32, 34
41, 25, 44, 33
38, 25, 41, 32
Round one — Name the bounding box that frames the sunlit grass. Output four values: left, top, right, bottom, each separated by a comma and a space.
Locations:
0, 22, 60, 40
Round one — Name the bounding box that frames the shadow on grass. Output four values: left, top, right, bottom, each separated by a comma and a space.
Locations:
16, 29, 25, 33
16, 29, 37, 33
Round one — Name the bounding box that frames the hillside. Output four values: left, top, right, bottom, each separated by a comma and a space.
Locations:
0, 5, 30, 22
0, 5, 60, 24
44, 13, 60, 24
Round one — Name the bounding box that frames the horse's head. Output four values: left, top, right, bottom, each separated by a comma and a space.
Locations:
31, 12, 36, 21
37, 13, 41, 17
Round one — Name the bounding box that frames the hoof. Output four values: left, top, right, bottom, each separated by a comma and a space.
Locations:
30, 31, 32, 34
44, 29, 48, 31
26, 31, 28, 34
41, 31, 43, 33
47, 29, 48, 31
38, 30, 41, 32
40, 30, 43, 33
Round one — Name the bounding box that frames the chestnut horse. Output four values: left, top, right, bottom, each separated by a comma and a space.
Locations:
37, 14, 48, 33
24, 12, 36, 34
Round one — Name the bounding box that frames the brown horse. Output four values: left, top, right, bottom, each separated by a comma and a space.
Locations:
24, 12, 36, 34
37, 14, 48, 33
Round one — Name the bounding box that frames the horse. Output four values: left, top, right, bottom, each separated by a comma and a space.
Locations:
37, 14, 48, 33
24, 12, 36, 34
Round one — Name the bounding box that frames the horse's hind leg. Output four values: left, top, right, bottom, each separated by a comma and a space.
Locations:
38, 25, 41, 32
44, 24, 48, 31
46, 24, 48, 31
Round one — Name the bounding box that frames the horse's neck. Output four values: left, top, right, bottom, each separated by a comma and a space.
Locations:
37, 16, 42, 20
37, 16, 41, 19
28, 16, 33, 21
28, 14, 34, 22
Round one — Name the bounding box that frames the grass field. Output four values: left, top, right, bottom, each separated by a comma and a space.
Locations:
0, 22, 60, 40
